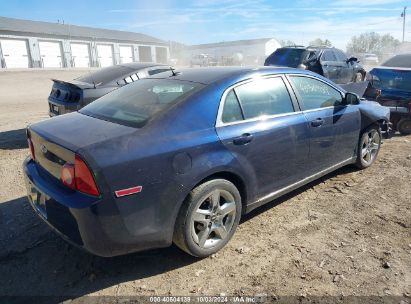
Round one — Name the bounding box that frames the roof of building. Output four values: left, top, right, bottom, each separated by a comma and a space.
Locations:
188, 38, 277, 50
0, 16, 167, 45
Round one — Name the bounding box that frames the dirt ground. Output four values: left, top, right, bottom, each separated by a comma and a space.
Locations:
0, 70, 410, 303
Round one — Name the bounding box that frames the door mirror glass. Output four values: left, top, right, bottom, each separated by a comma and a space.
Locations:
347, 57, 358, 63
345, 92, 360, 105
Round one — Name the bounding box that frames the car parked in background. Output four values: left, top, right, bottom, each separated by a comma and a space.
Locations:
190, 54, 217, 67
364, 53, 411, 134
24, 67, 389, 258
264, 46, 366, 84
363, 53, 379, 65
48, 62, 172, 116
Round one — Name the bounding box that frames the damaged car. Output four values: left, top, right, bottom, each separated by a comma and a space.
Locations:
264, 46, 366, 84
24, 67, 389, 258
364, 53, 411, 134
48, 62, 172, 116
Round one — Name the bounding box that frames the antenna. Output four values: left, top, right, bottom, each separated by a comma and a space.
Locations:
170, 67, 178, 76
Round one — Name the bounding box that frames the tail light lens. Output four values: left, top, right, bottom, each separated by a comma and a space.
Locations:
26, 130, 36, 160
61, 154, 100, 197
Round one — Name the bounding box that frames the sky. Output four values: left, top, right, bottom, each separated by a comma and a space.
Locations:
0, 0, 409, 50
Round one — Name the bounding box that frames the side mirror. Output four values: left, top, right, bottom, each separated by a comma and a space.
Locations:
347, 57, 358, 63
345, 92, 360, 105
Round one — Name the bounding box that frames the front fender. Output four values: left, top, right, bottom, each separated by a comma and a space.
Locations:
357, 100, 390, 130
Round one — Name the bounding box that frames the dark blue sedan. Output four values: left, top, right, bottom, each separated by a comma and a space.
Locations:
364, 53, 411, 134
24, 67, 390, 257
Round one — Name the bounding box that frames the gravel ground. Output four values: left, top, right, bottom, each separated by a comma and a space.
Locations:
0, 70, 410, 303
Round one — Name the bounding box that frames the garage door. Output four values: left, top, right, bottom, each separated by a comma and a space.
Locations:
156, 47, 168, 63
97, 44, 114, 67
0, 39, 29, 68
39, 41, 63, 68
71, 43, 90, 68
119, 46, 134, 64
138, 46, 152, 62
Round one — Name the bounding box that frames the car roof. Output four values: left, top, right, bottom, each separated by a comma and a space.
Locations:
151, 66, 312, 85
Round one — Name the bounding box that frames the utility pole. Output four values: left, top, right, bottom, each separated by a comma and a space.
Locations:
402, 6, 407, 43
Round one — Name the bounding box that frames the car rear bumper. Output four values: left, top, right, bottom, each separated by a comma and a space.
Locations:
23, 157, 172, 257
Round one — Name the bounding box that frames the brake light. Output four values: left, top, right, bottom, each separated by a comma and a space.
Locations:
60, 154, 100, 196
27, 138, 35, 160
74, 155, 100, 196
26, 130, 36, 160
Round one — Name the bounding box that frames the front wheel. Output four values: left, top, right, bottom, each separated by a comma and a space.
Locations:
173, 179, 242, 257
355, 126, 381, 169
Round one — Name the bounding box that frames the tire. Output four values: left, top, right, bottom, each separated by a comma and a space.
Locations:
355, 125, 382, 169
354, 71, 365, 82
397, 118, 411, 135
173, 179, 242, 257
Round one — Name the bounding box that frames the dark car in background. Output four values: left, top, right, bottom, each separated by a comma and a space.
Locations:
24, 67, 389, 258
364, 53, 411, 134
48, 62, 172, 116
264, 46, 366, 85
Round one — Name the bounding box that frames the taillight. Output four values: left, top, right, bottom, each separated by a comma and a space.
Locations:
60, 154, 100, 197
26, 130, 36, 160
74, 155, 100, 196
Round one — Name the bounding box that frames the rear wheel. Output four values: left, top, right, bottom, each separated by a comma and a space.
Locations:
355, 126, 381, 169
397, 118, 411, 135
173, 179, 242, 257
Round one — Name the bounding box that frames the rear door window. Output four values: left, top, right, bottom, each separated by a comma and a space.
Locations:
233, 77, 294, 120
222, 90, 244, 123
289, 76, 343, 110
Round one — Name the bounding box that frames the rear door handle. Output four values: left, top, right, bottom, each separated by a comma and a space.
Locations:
233, 133, 254, 145
310, 118, 324, 127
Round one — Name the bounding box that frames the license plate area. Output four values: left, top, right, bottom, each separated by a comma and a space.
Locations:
50, 103, 59, 115
28, 185, 48, 219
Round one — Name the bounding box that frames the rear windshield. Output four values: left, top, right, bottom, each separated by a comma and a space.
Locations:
80, 79, 202, 128
382, 54, 411, 68
76, 65, 134, 85
266, 49, 309, 67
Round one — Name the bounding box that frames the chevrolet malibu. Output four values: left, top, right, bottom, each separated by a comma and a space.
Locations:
24, 67, 390, 257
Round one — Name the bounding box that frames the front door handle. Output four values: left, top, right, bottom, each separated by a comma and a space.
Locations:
233, 133, 254, 145
311, 118, 324, 127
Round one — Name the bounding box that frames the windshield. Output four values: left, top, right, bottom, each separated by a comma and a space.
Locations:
76, 65, 134, 85
382, 54, 411, 68
265, 49, 309, 68
80, 79, 202, 128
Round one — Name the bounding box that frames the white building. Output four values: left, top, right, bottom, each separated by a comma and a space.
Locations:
185, 38, 281, 66
0, 16, 170, 69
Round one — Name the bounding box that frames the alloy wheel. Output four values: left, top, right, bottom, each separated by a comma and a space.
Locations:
361, 129, 380, 165
190, 189, 237, 249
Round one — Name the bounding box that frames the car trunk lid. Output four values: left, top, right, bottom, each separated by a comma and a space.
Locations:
28, 112, 137, 180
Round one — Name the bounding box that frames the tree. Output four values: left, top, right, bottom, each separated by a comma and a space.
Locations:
309, 38, 332, 47
346, 32, 400, 57
279, 39, 297, 47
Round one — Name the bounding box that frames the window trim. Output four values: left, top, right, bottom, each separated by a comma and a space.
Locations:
215, 75, 300, 127
284, 74, 346, 111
